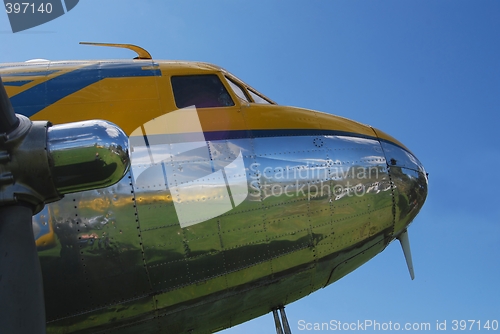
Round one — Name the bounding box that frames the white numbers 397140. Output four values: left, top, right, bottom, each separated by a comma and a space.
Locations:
451, 320, 499, 331
5, 2, 53, 14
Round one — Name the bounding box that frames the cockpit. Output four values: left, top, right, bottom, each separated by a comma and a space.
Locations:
170, 73, 275, 109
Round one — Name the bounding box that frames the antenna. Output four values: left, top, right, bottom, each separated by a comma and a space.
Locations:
79, 42, 152, 60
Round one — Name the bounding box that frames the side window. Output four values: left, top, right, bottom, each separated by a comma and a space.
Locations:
171, 75, 234, 109
225, 76, 250, 103
248, 89, 272, 104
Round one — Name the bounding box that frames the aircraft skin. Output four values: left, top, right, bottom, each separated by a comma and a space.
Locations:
0, 55, 428, 333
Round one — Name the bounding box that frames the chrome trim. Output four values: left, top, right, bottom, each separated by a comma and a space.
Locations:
47, 120, 130, 194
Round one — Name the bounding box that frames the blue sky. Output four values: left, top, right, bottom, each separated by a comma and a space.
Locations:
2, 1, 499, 332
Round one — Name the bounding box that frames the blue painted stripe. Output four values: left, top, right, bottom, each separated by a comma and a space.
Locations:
134, 128, 380, 143
10, 62, 161, 117
203, 128, 379, 142
4, 80, 33, 87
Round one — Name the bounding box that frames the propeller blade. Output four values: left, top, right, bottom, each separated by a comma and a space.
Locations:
0, 77, 19, 134
397, 229, 415, 280
0, 76, 46, 333
0, 206, 46, 334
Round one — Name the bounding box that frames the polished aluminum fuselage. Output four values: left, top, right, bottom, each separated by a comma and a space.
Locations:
1, 60, 428, 333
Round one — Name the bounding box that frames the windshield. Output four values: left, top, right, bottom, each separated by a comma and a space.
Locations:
224, 74, 275, 105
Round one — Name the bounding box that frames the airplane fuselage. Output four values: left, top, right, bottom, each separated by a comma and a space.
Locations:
1, 58, 427, 333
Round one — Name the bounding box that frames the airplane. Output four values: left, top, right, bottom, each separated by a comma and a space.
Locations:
0, 42, 428, 333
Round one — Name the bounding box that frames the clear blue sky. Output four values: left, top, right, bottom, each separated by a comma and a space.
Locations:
2, 1, 499, 332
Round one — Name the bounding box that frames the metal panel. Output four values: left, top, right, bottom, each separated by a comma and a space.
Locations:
391, 166, 428, 235
381, 140, 425, 174
39, 173, 151, 320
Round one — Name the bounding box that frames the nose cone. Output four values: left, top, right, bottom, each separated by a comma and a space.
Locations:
372, 128, 428, 236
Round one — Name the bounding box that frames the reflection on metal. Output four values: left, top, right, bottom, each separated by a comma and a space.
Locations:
381, 140, 425, 174
48, 120, 130, 194
34, 124, 429, 332
33, 206, 56, 251
389, 161, 428, 235
130, 107, 248, 227
0, 115, 61, 213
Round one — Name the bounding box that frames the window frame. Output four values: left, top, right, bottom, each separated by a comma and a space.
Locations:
247, 88, 274, 105
224, 74, 276, 105
170, 73, 235, 109
225, 76, 251, 103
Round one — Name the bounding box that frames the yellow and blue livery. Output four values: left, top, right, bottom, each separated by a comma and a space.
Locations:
0, 43, 427, 334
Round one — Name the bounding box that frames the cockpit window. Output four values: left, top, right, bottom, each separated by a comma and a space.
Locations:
171, 75, 234, 109
248, 89, 272, 104
225, 76, 250, 103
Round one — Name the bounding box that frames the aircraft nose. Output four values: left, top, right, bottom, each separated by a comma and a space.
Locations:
372, 128, 428, 236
